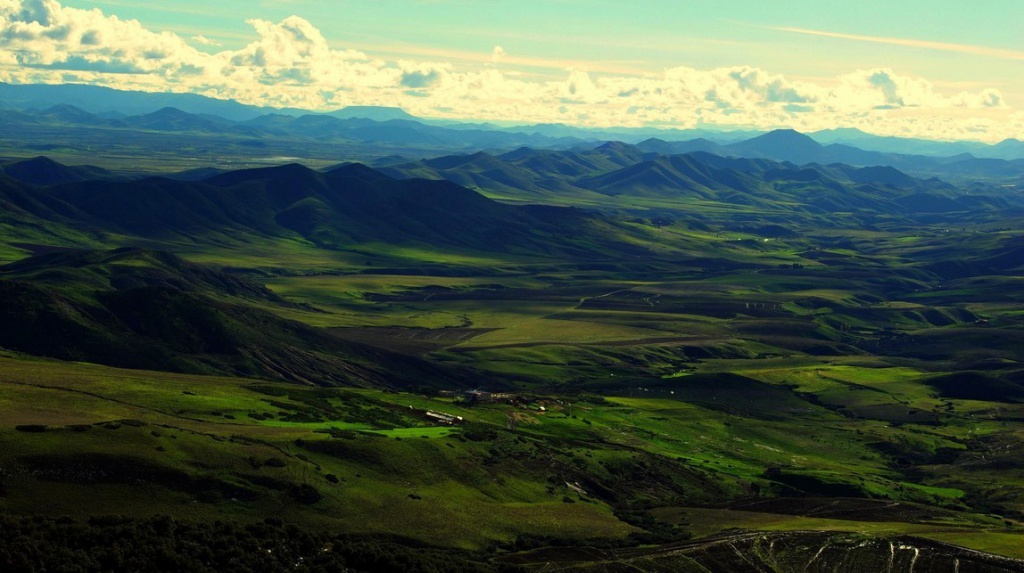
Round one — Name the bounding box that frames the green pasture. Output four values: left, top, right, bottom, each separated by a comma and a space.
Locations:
0, 355, 639, 547
2, 338, 1024, 553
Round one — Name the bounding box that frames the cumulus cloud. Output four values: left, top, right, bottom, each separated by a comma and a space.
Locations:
0, 0, 201, 74
955, 88, 1006, 109
0, 0, 1018, 141
490, 45, 506, 64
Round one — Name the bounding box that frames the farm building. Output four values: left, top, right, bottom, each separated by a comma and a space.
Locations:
425, 411, 463, 425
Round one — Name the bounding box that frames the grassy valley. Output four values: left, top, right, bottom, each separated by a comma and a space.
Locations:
2, 132, 1024, 571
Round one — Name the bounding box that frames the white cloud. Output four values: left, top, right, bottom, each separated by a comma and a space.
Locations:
191, 35, 219, 47
490, 45, 506, 64
0, 0, 1018, 142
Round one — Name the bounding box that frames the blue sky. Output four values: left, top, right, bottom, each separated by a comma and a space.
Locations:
2, 0, 1022, 140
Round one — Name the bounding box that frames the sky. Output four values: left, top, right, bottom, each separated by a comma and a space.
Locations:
1, 0, 1022, 141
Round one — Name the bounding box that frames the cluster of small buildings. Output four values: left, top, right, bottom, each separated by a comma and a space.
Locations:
437, 389, 520, 403
424, 389, 554, 428
461, 389, 517, 403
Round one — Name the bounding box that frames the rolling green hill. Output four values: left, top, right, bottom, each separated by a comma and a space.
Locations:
0, 161, 654, 261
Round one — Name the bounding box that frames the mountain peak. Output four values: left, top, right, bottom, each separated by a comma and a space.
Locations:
205, 161, 323, 189
635, 138, 674, 154
423, 151, 497, 170
755, 129, 822, 146
145, 107, 189, 118
597, 140, 633, 151
122, 106, 228, 132
328, 106, 416, 121
40, 103, 95, 119
325, 162, 395, 185
498, 146, 539, 161
9, 155, 63, 169
725, 129, 824, 164
1, 156, 112, 186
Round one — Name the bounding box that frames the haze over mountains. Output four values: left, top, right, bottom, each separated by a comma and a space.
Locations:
2, 83, 1024, 164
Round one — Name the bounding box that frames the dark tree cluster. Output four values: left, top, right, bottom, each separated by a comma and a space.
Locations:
0, 515, 523, 573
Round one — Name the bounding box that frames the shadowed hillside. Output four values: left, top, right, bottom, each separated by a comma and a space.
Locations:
1, 156, 117, 186
0, 248, 476, 388
0, 160, 647, 259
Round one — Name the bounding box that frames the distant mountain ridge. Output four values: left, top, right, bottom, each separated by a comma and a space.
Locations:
0, 82, 422, 125
3, 102, 1021, 183
0, 82, 273, 121
380, 143, 1019, 220
2, 83, 1022, 160
0, 98, 588, 154
326, 106, 417, 121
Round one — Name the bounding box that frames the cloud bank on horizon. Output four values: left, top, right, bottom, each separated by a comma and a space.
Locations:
0, 0, 1020, 142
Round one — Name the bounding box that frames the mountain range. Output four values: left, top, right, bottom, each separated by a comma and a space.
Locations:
3, 104, 1022, 192
3, 145, 1017, 255
376, 143, 1020, 225
3, 83, 1024, 163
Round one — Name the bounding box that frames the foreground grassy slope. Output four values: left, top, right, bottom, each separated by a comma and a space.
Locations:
3, 350, 1024, 559
0, 353, 634, 547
